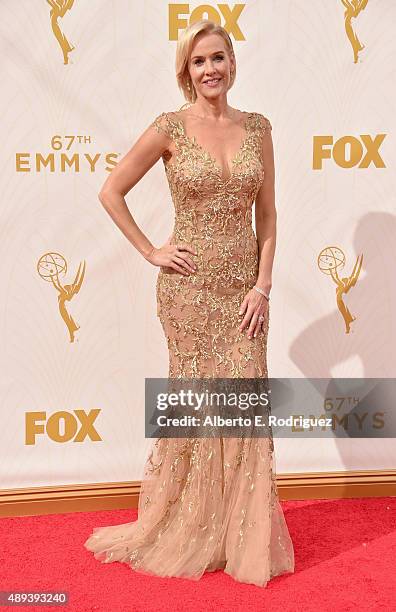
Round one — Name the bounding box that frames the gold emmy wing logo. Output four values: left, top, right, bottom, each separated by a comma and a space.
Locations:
46, 0, 75, 64
317, 247, 363, 334
341, 0, 369, 63
169, 3, 245, 40
37, 252, 86, 343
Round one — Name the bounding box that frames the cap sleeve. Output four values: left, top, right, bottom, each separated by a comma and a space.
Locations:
258, 113, 272, 135
150, 112, 172, 138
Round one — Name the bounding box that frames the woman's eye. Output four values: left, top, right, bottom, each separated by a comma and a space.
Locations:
194, 56, 224, 65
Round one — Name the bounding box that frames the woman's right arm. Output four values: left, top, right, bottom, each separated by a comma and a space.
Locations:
98, 117, 197, 275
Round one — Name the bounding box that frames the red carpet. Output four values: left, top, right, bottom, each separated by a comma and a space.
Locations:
1, 497, 395, 611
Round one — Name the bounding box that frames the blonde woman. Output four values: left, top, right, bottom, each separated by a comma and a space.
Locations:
84, 19, 295, 588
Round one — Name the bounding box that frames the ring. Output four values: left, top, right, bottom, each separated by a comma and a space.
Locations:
259, 315, 265, 323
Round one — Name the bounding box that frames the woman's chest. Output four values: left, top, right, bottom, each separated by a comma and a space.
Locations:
163, 134, 264, 198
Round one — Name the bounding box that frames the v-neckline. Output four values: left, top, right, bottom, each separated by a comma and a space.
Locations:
176, 111, 251, 183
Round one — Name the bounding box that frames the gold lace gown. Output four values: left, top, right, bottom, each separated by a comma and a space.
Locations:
84, 108, 295, 587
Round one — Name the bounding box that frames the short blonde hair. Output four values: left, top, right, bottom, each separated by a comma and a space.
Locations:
176, 20, 236, 103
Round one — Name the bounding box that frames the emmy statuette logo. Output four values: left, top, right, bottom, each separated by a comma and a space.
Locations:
46, 0, 75, 64
37, 252, 86, 343
317, 246, 363, 334
341, 0, 369, 63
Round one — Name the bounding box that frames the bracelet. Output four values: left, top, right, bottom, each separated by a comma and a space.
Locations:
253, 285, 270, 301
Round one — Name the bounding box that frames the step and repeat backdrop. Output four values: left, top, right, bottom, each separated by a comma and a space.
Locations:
1, 0, 395, 490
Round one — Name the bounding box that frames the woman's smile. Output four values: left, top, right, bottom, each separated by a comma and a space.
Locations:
203, 77, 222, 87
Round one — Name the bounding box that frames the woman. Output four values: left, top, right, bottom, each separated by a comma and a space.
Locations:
84, 19, 295, 587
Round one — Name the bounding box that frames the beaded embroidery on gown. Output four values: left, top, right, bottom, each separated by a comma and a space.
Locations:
84, 108, 295, 587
